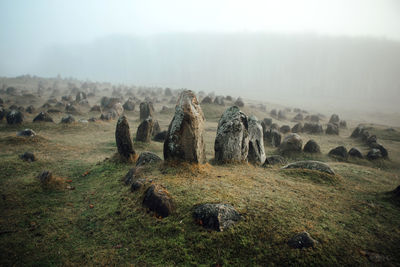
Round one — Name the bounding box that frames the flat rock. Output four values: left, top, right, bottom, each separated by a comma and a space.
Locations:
282, 160, 335, 175
193, 203, 241, 231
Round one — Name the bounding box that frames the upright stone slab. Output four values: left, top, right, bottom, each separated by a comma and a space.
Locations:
214, 106, 249, 163
115, 115, 136, 161
163, 90, 206, 163
139, 102, 154, 121
247, 116, 266, 164
136, 117, 154, 143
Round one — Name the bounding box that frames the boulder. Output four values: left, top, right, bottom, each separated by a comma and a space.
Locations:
115, 115, 136, 161
37, 170, 53, 185
131, 178, 149, 192
369, 143, 388, 158
136, 117, 154, 143
367, 148, 382, 160
143, 184, 175, 218
164, 90, 206, 163
17, 129, 36, 137
124, 167, 143, 185
247, 116, 266, 165
6, 110, 24, 124
90, 105, 102, 112
214, 106, 249, 163
349, 147, 363, 158
282, 161, 335, 175
25, 105, 35, 114
153, 130, 168, 142
292, 113, 304, 122
0, 107, 6, 121
278, 110, 286, 120
20, 152, 36, 162
101, 96, 121, 109
288, 232, 318, 249
264, 129, 282, 147
303, 139, 321, 153
326, 123, 339, 135
339, 120, 347, 128
291, 123, 303, 133
123, 99, 135, 111
65, 103, 80, 114
262, 155, 287, 166
351, 125, 364, 138
152, 120, 161, 137
303, 122, 323, 134
33, 112, 54, 123
279, 133, 303, 154
261, 118, 272, 132
112, 103, 124, 116
214, 96, 225, 106
270, 123, 279, 131
136, 152, 162, 167
201, 96, 213, 104
75, 91, 87, 102
280, 125, 291, 134
61, 115, 75, 124
234, 97, 245, 107
193, 203, 240, 231
139, 102, 154, 121
328, 146, 348, 159
329, 114, 340, 124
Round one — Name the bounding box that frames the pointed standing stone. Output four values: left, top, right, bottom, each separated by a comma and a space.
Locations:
163, 90, 206, 163
115, 115, 136, 161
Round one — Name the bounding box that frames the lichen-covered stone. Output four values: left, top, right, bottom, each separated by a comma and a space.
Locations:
214, 106, 249, 163
139, 102, 154, 121
115, 115, 136, 161
193, 203, 241, 231
282, 161, 335, 175
247, 116, 266, 165
136, 117, 154, 143
164, 90, 206, 163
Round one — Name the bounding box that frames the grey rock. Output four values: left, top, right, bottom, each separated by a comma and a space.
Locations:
164, 90, 206, 163
61, 115, 75, 124
136, 152, 162, 167
6, 110, 24, 124
303, 139, 320, 153
280, 125, 291, 134
303, 122, 323, 134
329, 114, 340, 124
115, 115, 136, 161
367, 148, 382, 160
17, 128, 36, 137
143, 184, 175, 218
282, 161, 335, 175
288, 232, 318, 249
262, 155, 287, 166
193, 203, 240, 231
247, 116, 266, 165
20, 152, 36, 162
328, 146, 348, 159
348, 147, 363, 158
33, 112, 53, 123
214, 106, 249, 163
153, 130, 167, 142
326, 123, 339, 135
291, 123, 303, 133
279, 133, 303, 154
136, 117, 154, 143
139, 101, 154, 121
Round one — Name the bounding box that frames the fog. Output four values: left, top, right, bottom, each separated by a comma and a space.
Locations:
1, 0, 400, 112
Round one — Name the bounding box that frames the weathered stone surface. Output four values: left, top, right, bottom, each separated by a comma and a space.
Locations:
20, 152, 36, 162
124, 167, 143, 185
280, 125, 291, 134
303, 122, 323, 134
329, 114, 340, 124
214, 106, 248, 163
288, 232, 318, 249
292, 113, 304, 122
193, 203, 240, 231
264, 129, 282, 147
369, 143, 388, 158
65, 103, 80, 115
339, 120, 347, 128
152, 120, 161, 137
131, 178, 148, 192
201, 96, 213, 104
234, 97, 245, 107
303, 139, 321, 153
33, 112, 53, 123
278, 110, 286, 120
328, 146, 348, 159
143, 184, 175, 218
261, 118, 272, 132
17, 129, 36, 137
282, 161, 335, 175
139, 102, 154, 121
291, 123, 303, 133
6, 110, 24, 124
25, 105, 35, 114
351, 125, 364, 138
136, 152, 162, 167
164, 90, 206, 163
123, 99, 135, 111
115, 115, 136, 161
214, 96, 225, 106
0, 106, 6, 121
153, 130, 167, 142
367, 148, 382, 160
279, 133, 303, 154
101, 96, 121, 109
262, 155, 287, 166
349, 147, 363, 158
61, 115, 75, 124
136, 117, 154, 143
247, 116, 266, 165
75, 91, 87, 102
326, 123, 339, 135
112, 103, 124, 117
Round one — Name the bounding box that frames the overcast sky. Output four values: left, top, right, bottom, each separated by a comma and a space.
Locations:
1, 0, 399, 47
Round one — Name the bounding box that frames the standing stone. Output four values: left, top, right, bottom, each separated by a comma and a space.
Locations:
164, 90, 206, 163
115, 115, 136, 161
329, 114, 340, 124
247, 116, 266, 165
33, 112, 54, 123
214, 106, 249, 163
303, 139, 321, 153
326, 123, 339, 135
279, 133, 303, 154
136, 117, 154, 143
140, 102, 154, 121
0, 106, 6, 121
6, 110, 24, 124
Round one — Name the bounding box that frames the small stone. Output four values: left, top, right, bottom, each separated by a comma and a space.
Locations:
262, 155, 287, 166
303, 139, 321, 153
17, 129, 36, 137
143, 184, 175, 218
20, 152, 36, 162
193, 203, 240, 231
328, 146, 348, 159
288, 231, 317, 249
282, 161, 335, 175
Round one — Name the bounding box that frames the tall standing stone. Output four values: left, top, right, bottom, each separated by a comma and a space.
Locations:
140, 102, 154, 121
163, 90, 206, 163
214, 106, 249, 163
247, 116, 266, 164
136, 117, 154, 143
115, 115, 136, 161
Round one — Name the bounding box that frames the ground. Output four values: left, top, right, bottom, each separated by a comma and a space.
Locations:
1, 81, 400, 266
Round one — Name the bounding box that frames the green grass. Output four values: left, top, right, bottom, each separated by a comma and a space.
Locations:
1, 101, 400, 266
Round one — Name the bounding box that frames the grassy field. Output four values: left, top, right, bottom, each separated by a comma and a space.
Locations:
1, 95, 400, 266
